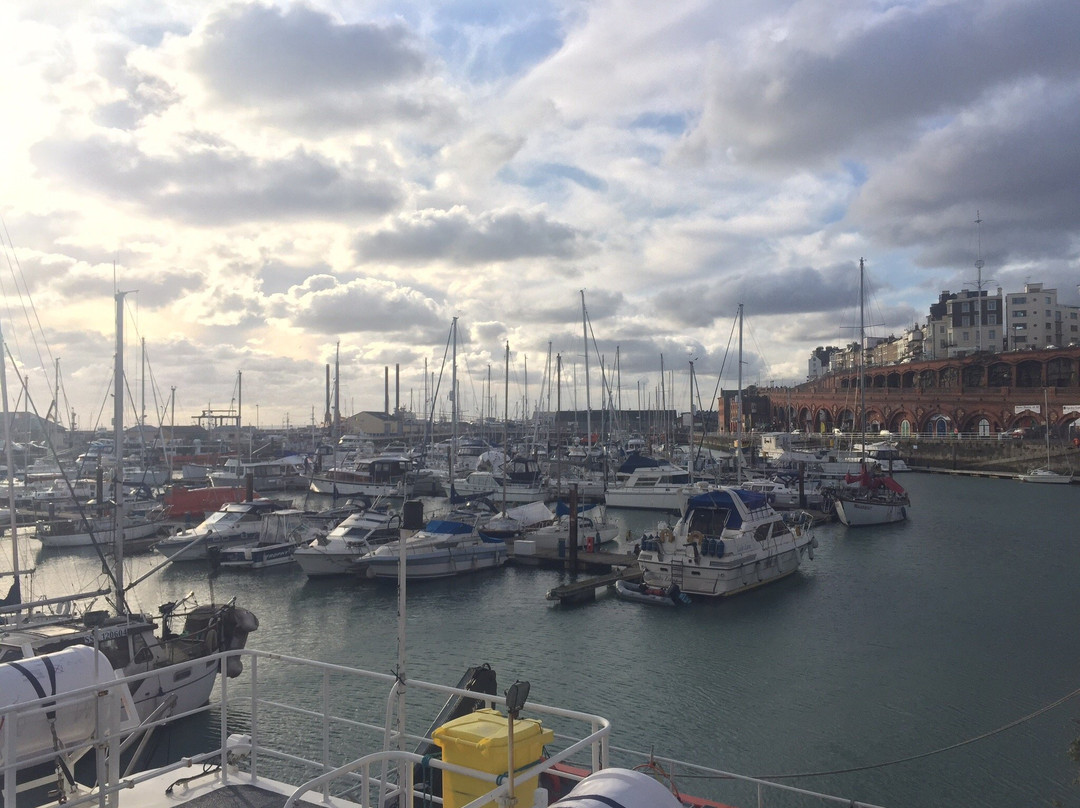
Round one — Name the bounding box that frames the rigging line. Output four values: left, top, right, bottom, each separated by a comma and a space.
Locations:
744, 685, 1080, 781
0, 216, 59, 397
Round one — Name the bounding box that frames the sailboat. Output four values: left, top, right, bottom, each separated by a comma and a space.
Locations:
1017, 389, 1072, 483
1, 292, 258, 726
830, 260, 912, 526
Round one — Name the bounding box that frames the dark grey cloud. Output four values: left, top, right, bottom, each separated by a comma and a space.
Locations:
193, 3, 427, 101
694, 0, 1080, 167
31, 135, 402, 225
853, 78, 1080, 268
355, 207, 590, 265
653, 265, 859, 326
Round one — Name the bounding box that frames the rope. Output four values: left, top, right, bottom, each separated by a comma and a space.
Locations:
751, 687, 1080, 777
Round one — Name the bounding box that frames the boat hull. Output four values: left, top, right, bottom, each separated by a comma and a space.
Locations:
834, 497, 908, 526
363, 544, 507, 580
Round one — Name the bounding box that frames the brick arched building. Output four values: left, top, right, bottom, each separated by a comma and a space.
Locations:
762, 346, 1080, 437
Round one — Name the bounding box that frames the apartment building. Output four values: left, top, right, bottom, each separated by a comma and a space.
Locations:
1005, 282, 1080, 349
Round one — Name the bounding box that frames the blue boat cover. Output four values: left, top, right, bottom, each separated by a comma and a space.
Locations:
685, 489, 768, 528
423, 520, 475, 535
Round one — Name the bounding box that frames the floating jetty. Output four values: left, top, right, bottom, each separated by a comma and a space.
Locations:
545, 562, 643, 606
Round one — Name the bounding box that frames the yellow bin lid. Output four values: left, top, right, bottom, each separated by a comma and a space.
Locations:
432, 708, 553, 758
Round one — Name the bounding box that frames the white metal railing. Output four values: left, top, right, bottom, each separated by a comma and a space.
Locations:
3, 649, 886, 808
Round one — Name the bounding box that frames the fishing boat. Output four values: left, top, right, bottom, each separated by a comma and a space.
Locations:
637, 487, 817, 598
614, 578, 691, 606
152, 499, 290, 561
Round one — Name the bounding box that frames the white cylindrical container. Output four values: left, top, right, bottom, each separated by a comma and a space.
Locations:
0, 645, 116, 767
550, 768, 682, 808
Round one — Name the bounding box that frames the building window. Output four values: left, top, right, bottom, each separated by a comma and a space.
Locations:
1013, 311, 1026, 318
961, 316, 970, 327
988, 300, 997, 310
962, 331, 970, 341
1013, 296, 1026, 304
988, 330, 996, 339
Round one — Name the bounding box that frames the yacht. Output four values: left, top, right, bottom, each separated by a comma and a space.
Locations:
152, 499, 290, 561
637, 487, 817, 597
293, 505, 403, 577
604, 458, 702, 512
356, 517, 506, 581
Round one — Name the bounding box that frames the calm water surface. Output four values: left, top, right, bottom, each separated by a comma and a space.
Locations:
18, 473, 1080, 808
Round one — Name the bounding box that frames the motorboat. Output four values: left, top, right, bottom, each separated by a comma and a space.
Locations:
308, 454, 412, 498
215, 509, 325, 569
207, 456, 307, 491
603, 456, 701, 512
293, 505, 403, 577
636, 487, 817, 597
356, 517, 506, 581
152, 499, 291, 561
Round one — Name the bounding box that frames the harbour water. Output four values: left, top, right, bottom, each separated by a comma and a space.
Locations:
15, 472, 1080, 807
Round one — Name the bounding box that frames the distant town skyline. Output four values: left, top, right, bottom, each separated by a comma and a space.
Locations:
2, 0, 1079, 431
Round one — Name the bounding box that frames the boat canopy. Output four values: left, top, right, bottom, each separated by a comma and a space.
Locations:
684, 489, 768, 528
423, 520, 475, 535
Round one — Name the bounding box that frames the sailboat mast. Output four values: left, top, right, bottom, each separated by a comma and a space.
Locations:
502, 341, 509, 513
1, 320, 22, 613
581, 291, 591, 451
113, 291, 127, 614
736, 304, 743, 483
859, 258, 866, 443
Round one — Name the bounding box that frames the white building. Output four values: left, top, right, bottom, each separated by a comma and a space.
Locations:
1005, 282, 1080, 349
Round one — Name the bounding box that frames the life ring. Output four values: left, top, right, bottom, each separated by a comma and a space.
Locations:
688, 530, 704, 544
659, 528, 675, 543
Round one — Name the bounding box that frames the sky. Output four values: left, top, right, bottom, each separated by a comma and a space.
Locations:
1, 0, 1079, 433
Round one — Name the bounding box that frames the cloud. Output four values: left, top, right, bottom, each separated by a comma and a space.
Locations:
689, 0, 1080, 168
31, 135, 403, 224
277, 275, 444, 338
355, 206, 590, 264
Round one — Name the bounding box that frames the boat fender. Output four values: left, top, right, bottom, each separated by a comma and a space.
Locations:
714, 539, 724, 557
808, 543, 814, 561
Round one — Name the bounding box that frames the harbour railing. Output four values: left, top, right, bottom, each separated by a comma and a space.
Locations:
3, 648, 886, 808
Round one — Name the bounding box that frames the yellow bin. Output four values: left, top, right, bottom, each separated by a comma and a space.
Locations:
431, 708, 554, 808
